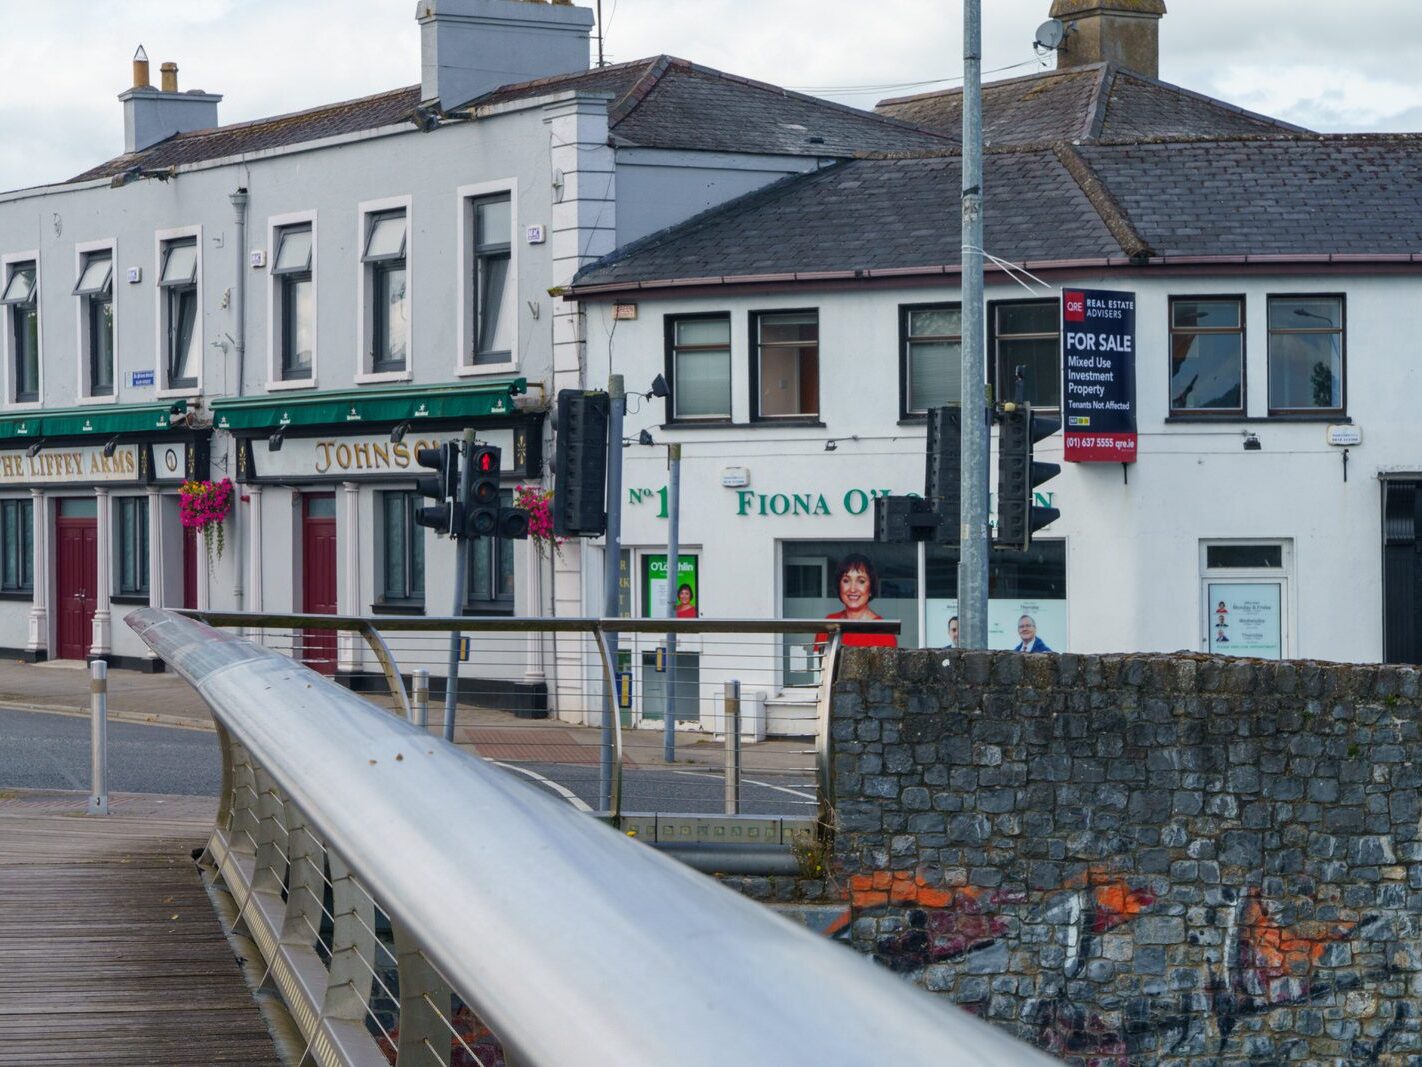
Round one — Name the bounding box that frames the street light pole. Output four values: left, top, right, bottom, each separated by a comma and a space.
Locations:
663, 443, 681, 763
958, 0, 990, 649
598, 375, 626, 811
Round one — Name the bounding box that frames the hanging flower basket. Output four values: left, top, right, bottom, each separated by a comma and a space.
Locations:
180, 478, 234, 564
515, 485, 564, 559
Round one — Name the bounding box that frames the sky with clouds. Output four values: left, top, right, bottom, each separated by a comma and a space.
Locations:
1, 0, 1418, 190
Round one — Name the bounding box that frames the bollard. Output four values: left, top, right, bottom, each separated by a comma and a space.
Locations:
724, 679, 741, 816
411, 668, 429, 730
88, 660, 109, 816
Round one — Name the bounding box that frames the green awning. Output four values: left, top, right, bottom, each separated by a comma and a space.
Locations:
0, 402, 180, 441
211, 379, 528, 432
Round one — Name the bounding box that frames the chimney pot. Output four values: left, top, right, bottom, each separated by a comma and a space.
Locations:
132, 45, 150, 89
160, 61, 178, 93
1049, 0, 1166, 79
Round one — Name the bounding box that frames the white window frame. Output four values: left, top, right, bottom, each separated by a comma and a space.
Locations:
74, 239, 118, 405
356, 195, 413, 385
1199, 538, 1294, 659
154, 225, 203, 399
265, 210, 319, 392
1, 250, 42, 411
455, 179, 518, 378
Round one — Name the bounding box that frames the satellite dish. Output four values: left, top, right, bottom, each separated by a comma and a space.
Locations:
1034, 18, 1066, 51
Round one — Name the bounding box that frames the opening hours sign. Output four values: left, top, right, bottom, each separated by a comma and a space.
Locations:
1062, 288, 1137, 463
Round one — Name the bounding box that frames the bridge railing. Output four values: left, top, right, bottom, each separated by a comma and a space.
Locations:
127, 607, 1056, 1067
174, 610, 899, 862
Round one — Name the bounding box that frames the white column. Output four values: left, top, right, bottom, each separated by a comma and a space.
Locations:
337, 480, 361, 672
25, 489, 47, 658
145, 486, 163, 664
524, 539, 546, 682
90, 487, 112, 658
247, 484, 265, 615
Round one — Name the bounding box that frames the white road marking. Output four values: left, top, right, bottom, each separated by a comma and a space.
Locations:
668, 767, 816, 801
490, 761, 593, 812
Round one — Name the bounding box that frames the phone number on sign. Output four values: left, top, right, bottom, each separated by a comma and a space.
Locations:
1071, 436, 1135, 450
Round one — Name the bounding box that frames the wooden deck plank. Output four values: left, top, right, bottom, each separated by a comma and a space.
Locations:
0, 791, 283, 1067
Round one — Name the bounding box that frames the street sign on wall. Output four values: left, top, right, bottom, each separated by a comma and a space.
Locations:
1062, 288, 1137, 463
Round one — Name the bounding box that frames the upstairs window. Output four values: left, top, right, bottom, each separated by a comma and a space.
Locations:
363, 210, 408, 373
273, 225, 313, 381
1170, 297, 1244, 415
992, 300, 1059, 409
902, 304, 961, 416
752, 311, 819, 419
667, 315, 731, 420
75, 251, 114, 397
470, 195, 512, 365
1268, 296, 1344, 415
158, 238, 199, 390
1, 262, 38, 403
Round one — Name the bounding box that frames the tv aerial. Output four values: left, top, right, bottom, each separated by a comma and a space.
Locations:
1034, 18, 1066, 52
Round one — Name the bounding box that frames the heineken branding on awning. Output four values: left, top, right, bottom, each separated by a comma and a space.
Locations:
211, 379, 528, 432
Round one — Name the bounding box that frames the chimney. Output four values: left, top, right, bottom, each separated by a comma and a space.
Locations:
1049, 0, 1166, 79
118, 51, 222, 154
418, 0, 595, 111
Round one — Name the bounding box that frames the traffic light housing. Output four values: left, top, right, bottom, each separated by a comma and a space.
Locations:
466, 445, 501, 538
414, 442, 459, 535
874, 495, 935, 544
995, 403, 1061, 551
553, 389, 610, 538
925, 406, 962, 546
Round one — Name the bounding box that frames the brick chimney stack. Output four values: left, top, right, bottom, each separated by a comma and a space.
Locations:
1049, 0, 1166, 79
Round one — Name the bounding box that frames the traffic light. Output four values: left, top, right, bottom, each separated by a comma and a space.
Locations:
414, 441, 459, 535
925, 406, 961, 546
553, 389, 610, 538
874, 495, 935, 543
995, 403, 1061, 551
466, 445, 500, 538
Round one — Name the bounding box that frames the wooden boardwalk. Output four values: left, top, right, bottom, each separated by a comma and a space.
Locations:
0, 790, 282, 1066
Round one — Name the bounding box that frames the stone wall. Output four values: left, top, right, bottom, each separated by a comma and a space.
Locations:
815, 648, 1422, 1065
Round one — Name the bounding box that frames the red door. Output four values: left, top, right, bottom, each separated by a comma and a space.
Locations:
182, 525, 198, 610
56, 500, 98, 660
301, 495, 338, 674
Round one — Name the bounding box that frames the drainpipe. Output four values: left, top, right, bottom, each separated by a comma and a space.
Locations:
230, 188, 248, 611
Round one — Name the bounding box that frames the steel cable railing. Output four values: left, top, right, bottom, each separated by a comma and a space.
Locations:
128, 607, 1058, 1067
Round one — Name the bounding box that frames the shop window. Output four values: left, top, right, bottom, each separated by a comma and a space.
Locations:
470, 194, 512, 365
1201, 539, 1291, 659
1268, 295, 1344, 415
116, 497, 149, 598
363, 209, 408, 373
273, 225, 313, 381
379, 491, 424, 606
901, 304, 961, 416
925, 540, 1067, 651
990, 299, 1059, 409
1, 261, 38, 403
158, 238, 199, 390
752, 311, 818, 419
1170, 297, 1244, 415
75, 251, 114, 397
0, 497, 32, 594
466, 489, 514, 614
666, 314, 731, 420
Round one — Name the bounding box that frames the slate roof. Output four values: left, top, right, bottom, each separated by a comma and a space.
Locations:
875, 63, 1307, 147
68, 56, 948, 185
570, 134, 1422, 290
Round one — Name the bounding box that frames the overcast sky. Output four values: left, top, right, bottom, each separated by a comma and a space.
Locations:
2, 0, 1418, 190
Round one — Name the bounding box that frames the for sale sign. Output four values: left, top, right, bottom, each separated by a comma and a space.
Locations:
1062, 288, 1137, 463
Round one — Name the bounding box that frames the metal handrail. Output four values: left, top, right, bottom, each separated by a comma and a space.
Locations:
128, 608, 1052, 1067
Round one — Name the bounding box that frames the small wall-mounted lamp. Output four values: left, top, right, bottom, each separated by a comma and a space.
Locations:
102, 437, 119, 458
268, 427, 286, 452
1242, 433, 1262, 452
638, 429, 655, 446
390, 422, 411, 444
825, 434, 860, 452
25, 442, 41, 458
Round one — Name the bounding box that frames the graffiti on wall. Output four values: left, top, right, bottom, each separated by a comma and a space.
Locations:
826, 867, 1403, 1064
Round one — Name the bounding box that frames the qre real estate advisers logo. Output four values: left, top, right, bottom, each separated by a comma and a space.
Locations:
1063, 291, 1086, 322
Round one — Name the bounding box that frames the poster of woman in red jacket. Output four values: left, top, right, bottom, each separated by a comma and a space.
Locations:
814, 553, 898, 650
